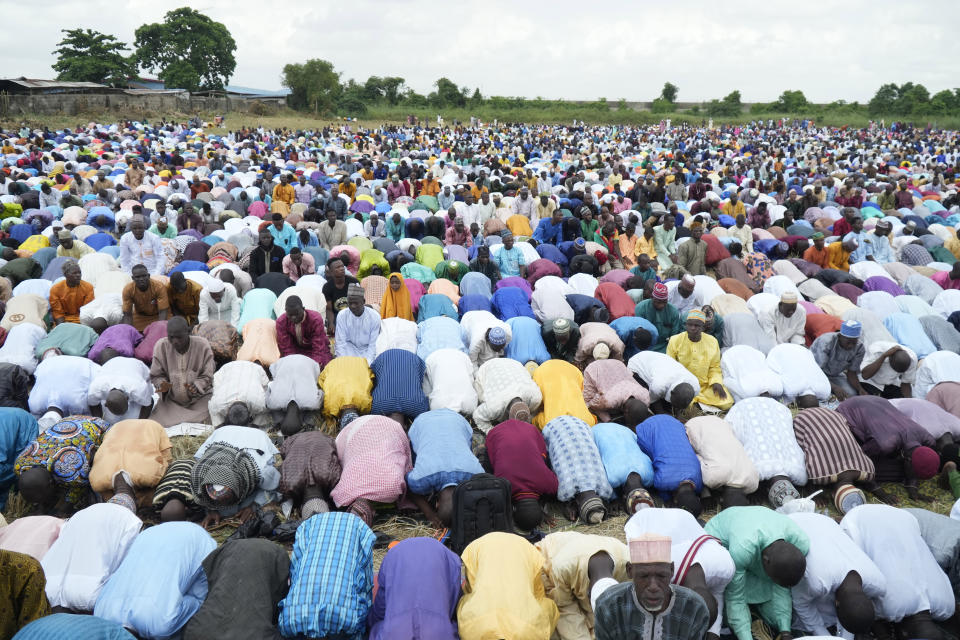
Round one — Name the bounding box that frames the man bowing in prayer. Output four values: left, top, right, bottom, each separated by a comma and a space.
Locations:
666, 309, 732, 410
594, 533, 711, 640
149, 317, 215, 427
705, 506, 809, 640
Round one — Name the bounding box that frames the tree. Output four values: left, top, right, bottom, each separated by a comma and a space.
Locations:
337, 80, 368, 115
52, 28, 136, 87
868, 83, 899, 115
650, 98, 673, 114
660, 82, 678, 103
706, 90, 742, 117
434, 77, 466, 107
281, 59, 341, 114
469, 88, 483, 107
772, 90, 809, 113
361, 76, 385, 102
381, 77, 405, 105
931, 89, 958, 115
133, 8, 236, 91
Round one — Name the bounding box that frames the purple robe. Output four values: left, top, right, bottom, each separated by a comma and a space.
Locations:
831, 282, 864, 304
862, 276, 905, 296
87, 324, 143, 361
368, 537, 461, 640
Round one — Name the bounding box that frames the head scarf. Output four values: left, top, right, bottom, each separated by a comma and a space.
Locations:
191, 442, 262, 510
380, 272, 414, 321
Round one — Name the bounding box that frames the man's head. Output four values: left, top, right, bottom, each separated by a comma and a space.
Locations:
347, 284, 366, 317
689, 221, 703, 241
105, 388, 129, 417
18, 466, 55, 506
651, 282, 669, 310
850, 216, 864, 233
167, 317, 190, 353
129, 215, 145, 240
835, 575, 876, 635
272, 213, 284, 230
62, 260, 82, 287
669, 382, 695, 411
253, 222, 278, 248
169, 271, 187, 293
761, 539, 807, 588
627, 535, 674, 613
662, 214, 675, 231
778, 291, 798, 317
811, 232, 825, 250
874, 220, 892, 238
890, 347, 912, 373
678, 274, 696, 299
636, 253, 651, 273
735, 213, 745, 228
624, 396, 651, 426
285, 295, 305, 324
838, 320, 861, 350
502, 232, 514, 250
632, 327, 653, 352
486, 326, 508, 352
131, 264, 150, 291
226, 401, 252, 426
684, 309, 706, 341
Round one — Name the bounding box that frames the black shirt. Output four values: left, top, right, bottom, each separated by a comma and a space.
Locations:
322, 275, 360, 312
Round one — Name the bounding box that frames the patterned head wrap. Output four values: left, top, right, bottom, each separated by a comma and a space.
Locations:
191, 442, 262, 510
652, 282, 668, 300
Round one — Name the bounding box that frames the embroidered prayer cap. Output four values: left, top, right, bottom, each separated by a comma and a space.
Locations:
628, 534, 672, 564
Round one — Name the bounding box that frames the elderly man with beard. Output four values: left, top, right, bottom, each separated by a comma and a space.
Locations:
594, 534, 711, 640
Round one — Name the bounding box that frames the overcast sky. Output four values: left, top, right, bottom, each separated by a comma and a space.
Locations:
6, 0, 958, 103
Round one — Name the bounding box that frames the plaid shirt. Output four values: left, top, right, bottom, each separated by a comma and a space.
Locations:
542, 415, 614, 502
329, 416, 412, 508
278, 513, 376, 640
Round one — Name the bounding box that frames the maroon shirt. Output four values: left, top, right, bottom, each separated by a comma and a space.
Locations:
486, 420, 558, 500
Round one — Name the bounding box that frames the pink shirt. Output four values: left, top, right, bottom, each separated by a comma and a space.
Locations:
932, 271, 960, 290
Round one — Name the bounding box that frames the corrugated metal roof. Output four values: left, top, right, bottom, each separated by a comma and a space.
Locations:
3, 77, 107, 89
123, 89, 189, 96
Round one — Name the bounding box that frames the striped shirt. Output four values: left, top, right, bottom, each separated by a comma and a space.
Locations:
278, 513, 376, 640
370, 349, 429, 419
792, 407, 875, 484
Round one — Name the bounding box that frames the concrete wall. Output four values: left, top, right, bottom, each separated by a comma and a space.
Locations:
0, 92, 277, 117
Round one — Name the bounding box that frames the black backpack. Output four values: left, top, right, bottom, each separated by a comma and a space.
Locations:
449, 473, 514, 554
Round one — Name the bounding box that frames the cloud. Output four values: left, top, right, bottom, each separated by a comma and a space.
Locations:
7, 0, 960, 103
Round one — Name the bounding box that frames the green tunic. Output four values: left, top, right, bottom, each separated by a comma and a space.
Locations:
704, 506, 810, 640
634, 300, 681, 353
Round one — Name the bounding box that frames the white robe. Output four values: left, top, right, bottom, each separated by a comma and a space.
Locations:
721, 345, 783, 401
916, 351, 960, 399
424, 349, 478, 416
266, 354, 322, 411
725, 397, 808, 485
627, 351, 699, 403
0, 323, 44, 374
28, 355, 100, 416
87, 357, 154, 421
766, 344, 831, 402
41, 503, 142, 611
841, 504, 955, 622
788, 512, 886, 638
625, 508, 735, 636
471, 356, 541, 433
375, 317, 419, 356
207, 361, 269, 426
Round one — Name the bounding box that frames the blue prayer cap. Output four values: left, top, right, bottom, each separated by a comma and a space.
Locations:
840, 320, 861, 338
488, 326, 507, 346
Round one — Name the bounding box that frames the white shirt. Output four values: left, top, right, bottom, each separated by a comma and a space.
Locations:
28, 355, 100, 416
0, 323, 44, 374
459, 310, 512, 368
841, 504, 955, 622
198, 285, 241, 325
667, 281, 702, 317
41, 503, 142, 611
375, 317, 418, 356
531, 286, 575, 324
627, 351, 699, 403
266, 354, 322, 411
118, 231, 165, 276
423, 349, 478, 416
721, 344, 783, 401
766, 343, 831, 402
916, 350, 960, 399
567, 273, 599, 297
87, 357, 154, 417
208, 361, 269, 427
788, 512, 886, 639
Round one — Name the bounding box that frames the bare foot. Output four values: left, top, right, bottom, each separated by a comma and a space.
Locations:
940, 461, 956, 491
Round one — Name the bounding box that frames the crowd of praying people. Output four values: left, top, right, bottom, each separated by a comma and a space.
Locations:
3, 117, 960, 638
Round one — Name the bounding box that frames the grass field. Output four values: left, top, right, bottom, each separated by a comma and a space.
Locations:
7, 105, 960, 132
